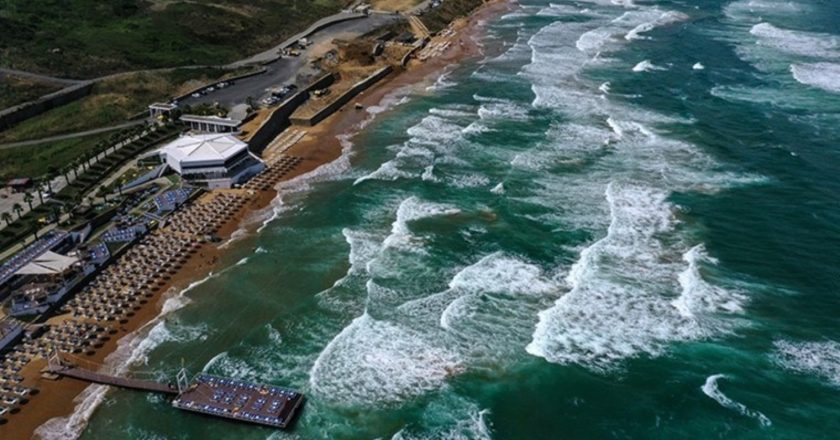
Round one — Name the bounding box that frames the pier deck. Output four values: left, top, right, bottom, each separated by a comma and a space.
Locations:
173, 374, 304, 429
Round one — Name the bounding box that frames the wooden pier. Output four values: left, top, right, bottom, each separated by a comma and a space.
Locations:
47, 364, 178, 395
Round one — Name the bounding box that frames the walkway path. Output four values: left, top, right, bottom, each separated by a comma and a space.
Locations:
0, 68, 82, 86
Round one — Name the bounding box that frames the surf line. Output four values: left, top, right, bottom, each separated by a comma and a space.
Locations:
701, 374, 772, 427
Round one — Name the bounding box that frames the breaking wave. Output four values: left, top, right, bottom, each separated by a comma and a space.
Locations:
790, 62, 840, 93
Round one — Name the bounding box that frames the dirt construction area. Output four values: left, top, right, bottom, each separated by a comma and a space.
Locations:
372, 0, 425, 12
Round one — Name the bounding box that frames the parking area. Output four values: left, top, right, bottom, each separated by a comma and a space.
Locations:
177, 13, 399, 110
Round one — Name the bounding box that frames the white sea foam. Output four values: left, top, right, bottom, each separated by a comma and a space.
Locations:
383, 196, 460, 250
477, 100, 530, 121
427, 71, 458, 91
625, 11, 689, 41
599, 81, 611, 94
725, 0, 808, 22
576, 28, 615, 55
392, 408, 492, 440
749, 23, 840, 59
773, 340, 840, 387
701, 374, 772, 427
632, 60, 667, 72
672, 245, 745, 320
217, 226, 248, 249
527, 183, 745, 371
438, 254, 556, 358
309, 313, 461, 406
693, 62, 705, 70
355, 106, 472, 186
448, 253, 555, 297
791, 62, 840, 93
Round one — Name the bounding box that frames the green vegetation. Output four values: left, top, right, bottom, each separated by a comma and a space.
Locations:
0, 0, 353, 79
0, 67, 241, 143
421, 0, 484, 33
0, 76, 62, 108
0, 132, 114, 180
0, 125, 181, 252
182, 102, 229, 117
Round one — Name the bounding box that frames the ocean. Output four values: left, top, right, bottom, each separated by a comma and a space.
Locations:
41, 0, 840, 438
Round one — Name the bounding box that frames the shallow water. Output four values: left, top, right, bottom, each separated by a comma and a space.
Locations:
52, 1, 840, 438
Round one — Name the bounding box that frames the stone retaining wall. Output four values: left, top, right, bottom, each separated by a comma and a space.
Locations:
0, 82, 94, 131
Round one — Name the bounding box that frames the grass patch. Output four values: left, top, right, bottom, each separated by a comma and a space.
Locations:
0, 132, 114, 180
0, 75, 63, 109
420, 0, 484, 33
0, 67, 241, 143
0, 0, 354, 79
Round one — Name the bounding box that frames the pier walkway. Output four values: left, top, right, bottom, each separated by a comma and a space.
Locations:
47, 364, 178, 395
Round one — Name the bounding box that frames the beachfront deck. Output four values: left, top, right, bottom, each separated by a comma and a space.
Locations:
173, 374, 304, 429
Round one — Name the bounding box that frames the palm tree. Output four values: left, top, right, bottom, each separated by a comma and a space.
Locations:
44, 170, 55, 193
35, 182, 44, 204
23, 192, 34, 210
12, 203, 23, 219
1, 212, 12, 225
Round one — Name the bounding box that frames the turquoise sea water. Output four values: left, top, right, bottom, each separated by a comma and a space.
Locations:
42, 1, 840, 438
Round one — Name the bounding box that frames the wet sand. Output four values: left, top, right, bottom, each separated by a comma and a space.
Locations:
0, 2, 511, 439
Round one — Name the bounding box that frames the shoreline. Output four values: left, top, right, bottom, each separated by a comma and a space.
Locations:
1, 2, 513, 438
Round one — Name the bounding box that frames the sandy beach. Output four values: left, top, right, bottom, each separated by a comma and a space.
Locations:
0, 2, 512, 438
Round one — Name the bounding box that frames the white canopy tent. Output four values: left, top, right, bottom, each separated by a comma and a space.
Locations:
15, 251, 79, 276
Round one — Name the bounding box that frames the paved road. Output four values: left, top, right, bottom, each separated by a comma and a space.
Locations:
0, 120, 146, 149
180, 13, 400, 109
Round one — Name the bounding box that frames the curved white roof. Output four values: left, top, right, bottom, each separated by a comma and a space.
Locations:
163, 134, 248, 163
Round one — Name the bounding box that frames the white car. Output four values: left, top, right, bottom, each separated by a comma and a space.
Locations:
191, 93, 201, 98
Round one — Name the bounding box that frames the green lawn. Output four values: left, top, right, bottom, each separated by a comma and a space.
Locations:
0, 0, 353, 79
0, 132, 114, 180
0, 75, 62, 109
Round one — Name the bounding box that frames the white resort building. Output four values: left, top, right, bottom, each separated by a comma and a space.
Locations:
160, 134, 265, 189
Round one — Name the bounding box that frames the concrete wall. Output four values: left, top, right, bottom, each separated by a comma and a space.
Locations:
290, 66, 394, 127
246, 74, 336, 154
402, 39, 429, 67
0, 82, 94, 131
